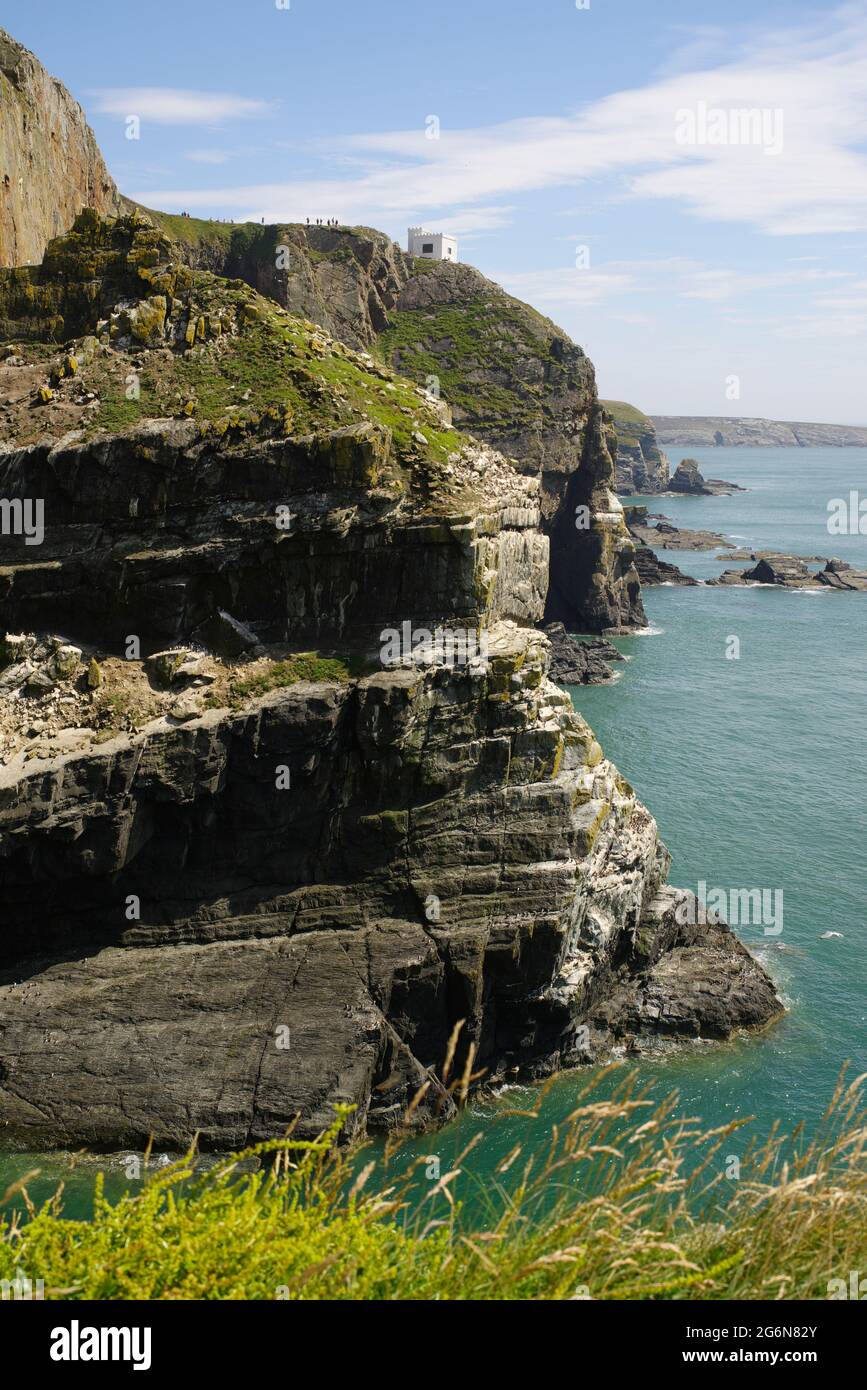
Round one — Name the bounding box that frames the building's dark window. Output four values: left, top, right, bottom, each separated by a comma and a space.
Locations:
423, 243, 434, 253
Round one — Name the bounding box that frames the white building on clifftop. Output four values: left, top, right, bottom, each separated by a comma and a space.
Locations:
407, 227, 458, 262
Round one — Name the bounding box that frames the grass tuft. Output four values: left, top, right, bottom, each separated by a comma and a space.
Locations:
2, 1071, 866, 1300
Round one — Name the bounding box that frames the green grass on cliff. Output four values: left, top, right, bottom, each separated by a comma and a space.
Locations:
77, 274, 462, 470
86, 285, 460, 466
226, 651, 374, 706
601, 400, 653, 428
0, 210, 466, 474
3, 1070, 865, 1301
129, 205, 238, 253
376, 280, 573, 432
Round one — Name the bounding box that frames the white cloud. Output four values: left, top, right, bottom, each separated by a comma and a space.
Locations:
91, 88, 271, 126
130, 6, 867, 236
491, 258, 856, 313
493, 266, 637, 309
677, 267, 850, 302
185, 149, 234, 165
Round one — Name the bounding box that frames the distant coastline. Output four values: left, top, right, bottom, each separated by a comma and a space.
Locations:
652, 415, 867, 448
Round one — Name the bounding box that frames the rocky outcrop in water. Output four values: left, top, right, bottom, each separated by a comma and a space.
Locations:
0, 30, 122, 267
625, 507, 731, 553
622, 508, 699, 586
590, 888, 783, 1046
711, 555, 867, 590
668, 458, 742, 497
542, 622, 623, 685
629, 546, 697, 587
818, 559, 867, 590
0, 208, 783, 1149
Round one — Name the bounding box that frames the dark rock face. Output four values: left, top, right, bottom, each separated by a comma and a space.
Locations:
0, 638, 783, 1150
590, 889, 783, 1046
545, 419, 645, 632
630, 545, 697, 587
0, 418, 546, 650
750, 556, 813, 585
382, 265, 646, 634
669, 458, 742, 497
542, 622, 623, 685
0, 408, 782, 1150
136, 217, 411, 353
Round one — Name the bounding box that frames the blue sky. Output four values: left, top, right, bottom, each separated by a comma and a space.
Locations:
5, 0, 867, 421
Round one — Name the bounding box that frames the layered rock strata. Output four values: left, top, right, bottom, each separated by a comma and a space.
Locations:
711, 555, 867, 591
0, 210, 783, 1151
0, 625, 782, 1150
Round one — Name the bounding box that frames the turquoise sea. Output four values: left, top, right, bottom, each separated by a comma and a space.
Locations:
2, 447, 865, 1218
375, 446, 867, 1204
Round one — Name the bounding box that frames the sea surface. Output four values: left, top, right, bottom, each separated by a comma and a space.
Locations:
2, 447, 865, 1220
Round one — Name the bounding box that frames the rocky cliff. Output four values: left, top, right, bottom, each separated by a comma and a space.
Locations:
144, 214, 646, 634
136, 211, 410, 354
378, 264, 646, 633
653, 415, 867, 448
0, 211, 782, 1149
602, 400, 670, 494
0, 30, 122, 268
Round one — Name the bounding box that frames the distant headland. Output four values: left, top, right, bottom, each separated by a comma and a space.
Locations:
652, 415, 867, 448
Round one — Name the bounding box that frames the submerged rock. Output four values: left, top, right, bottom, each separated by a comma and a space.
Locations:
543, 622, 623, 685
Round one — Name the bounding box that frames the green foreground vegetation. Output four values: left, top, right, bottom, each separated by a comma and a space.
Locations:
2, 1069, 865, 1301
225, 651, 375, 706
